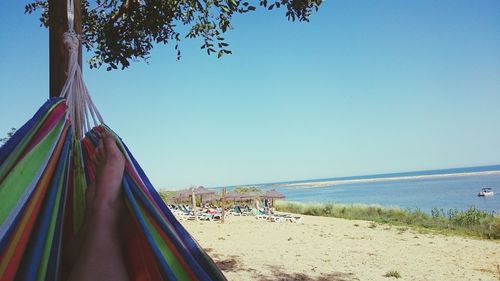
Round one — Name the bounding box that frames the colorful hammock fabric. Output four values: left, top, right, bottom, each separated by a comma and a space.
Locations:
0, 97, 226, 280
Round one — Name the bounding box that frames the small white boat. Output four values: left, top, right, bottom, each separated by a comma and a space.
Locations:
478, 188, 494, 197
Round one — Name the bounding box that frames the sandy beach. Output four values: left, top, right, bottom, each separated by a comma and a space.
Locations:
280, 171, 500, 189
181, 215, 500, 281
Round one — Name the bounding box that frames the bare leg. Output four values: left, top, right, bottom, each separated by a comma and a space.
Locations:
68, 134, 129, 281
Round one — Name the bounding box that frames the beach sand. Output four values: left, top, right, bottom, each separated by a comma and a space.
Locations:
181, 215, 500, 281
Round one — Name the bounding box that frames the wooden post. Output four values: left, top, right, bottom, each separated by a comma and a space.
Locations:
191, 188, 196, 219
49, 0, 82, 98
221, 187, 226, 224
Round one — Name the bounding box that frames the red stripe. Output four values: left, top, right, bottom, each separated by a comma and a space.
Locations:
125, 209, 165, 281
1, 124, 69, 281
140, 204, 198, 281
26, 102, 67, 152
0, 103, 66, 186
80, 138, 97, 183
124, 164, 167, 221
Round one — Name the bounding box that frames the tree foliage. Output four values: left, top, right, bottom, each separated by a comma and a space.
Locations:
26, 0, 322, 70
0, 128, 16, 147
158, 189, 177, 201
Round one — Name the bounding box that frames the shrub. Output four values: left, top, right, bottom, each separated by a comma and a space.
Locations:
383, 270, 401, 278
274, 201, 499, 239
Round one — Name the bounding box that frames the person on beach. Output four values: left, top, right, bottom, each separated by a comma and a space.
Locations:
264, 198, 269, 214
66, 134, 129, 281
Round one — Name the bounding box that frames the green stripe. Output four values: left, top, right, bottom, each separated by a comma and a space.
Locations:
37, 142, 69, 281
138, 204, 191, 280
0, 119, 65, 225
0, 101, 64, 183
72, 139, 87, 233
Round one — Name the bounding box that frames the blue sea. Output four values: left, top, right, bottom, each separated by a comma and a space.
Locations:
232, 165, 500, 214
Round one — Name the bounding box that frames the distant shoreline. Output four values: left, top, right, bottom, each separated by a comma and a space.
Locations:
279, 170, 500, 189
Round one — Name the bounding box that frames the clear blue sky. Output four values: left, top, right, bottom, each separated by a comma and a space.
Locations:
1, 1, 499, 189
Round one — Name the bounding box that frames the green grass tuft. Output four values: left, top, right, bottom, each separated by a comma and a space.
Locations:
384, 270, 401, 278
275, 202, 500, 239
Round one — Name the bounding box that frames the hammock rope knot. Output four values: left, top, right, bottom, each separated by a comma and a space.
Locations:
59, 29, 104, 140
62, 31, 79, 52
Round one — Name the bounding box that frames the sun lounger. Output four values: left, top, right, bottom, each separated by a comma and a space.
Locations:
283, 215, 303, 223
276, 213, 303, 223
229, 205, 249, 216
169, 204, 196, 221
254, 212, 303, 223
197, 213, 214, 221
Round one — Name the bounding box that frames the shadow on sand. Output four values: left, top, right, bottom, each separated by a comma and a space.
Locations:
212, 254, 358, 281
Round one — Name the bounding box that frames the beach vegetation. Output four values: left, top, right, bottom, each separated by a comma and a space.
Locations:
158, 190, 177, 202
233, 186, 262, 193
275, 202, 500, 239
383, 270, 401, 278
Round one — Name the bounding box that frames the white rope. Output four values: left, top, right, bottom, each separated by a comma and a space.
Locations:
67, 0, 75, 32
59, 0, 104, 140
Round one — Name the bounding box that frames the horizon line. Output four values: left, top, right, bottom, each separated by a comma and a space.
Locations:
211, 164, 500, 189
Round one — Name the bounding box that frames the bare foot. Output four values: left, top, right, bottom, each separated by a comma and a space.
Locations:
65, 134, 126, 271
67, 133, 129, 281
91, 134, 125, 211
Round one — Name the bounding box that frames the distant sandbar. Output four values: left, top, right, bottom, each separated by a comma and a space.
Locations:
279, 170, 500, 189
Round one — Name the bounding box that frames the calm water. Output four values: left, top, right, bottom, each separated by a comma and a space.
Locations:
272, 174, 500, 213
239, 166, 500, 214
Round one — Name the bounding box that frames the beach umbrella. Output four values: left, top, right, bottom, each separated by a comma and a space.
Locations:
179, 186, 216, 196
179, 186, 216, 211
265, 189, 285, 199
169, 192, 188, 203
171, 189, 190, 203
239, 191, 264, 210
265, 189, 285, 207
177, 187, 194, 199
175, 189, 190, 205
193, 186, 216, 208
202, 193, 221, 203
239, 191, 262, 200
224, 191, 241, 200
223, 191, 241, 206
192, 186, 216, 196
177, 188, 194, 197
177, 188, 194, 211
190, 186, 216, 205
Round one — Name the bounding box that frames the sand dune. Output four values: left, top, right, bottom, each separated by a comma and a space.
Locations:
181, 215, 500, 281
278, 171, 500, 189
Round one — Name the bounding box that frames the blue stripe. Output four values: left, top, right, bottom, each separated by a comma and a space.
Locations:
122, 175, 178, 281
0, 98, 63, 167
16, 125, 71, 280
45, 128, 73, 281
122, 141, 224, 281
126, 172, 211, 280
0, 100, 64, 259
0, 191, 32, 256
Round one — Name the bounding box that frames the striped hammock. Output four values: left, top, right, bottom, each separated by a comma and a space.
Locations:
0, 97, 226, 280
